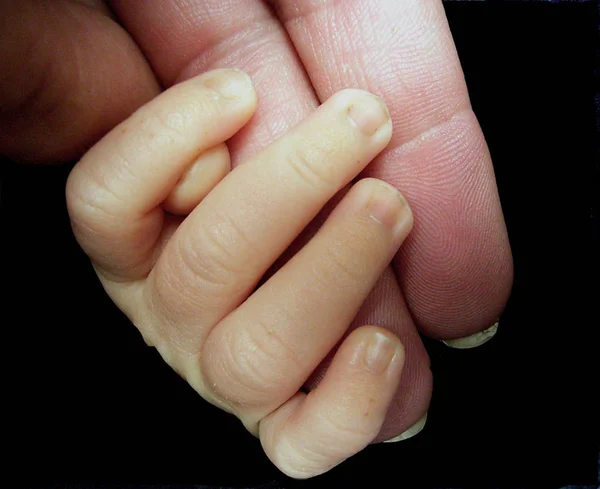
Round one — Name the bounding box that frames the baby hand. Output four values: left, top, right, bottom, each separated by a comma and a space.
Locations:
66, 69, 413, 478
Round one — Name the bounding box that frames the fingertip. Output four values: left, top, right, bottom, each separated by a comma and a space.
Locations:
330, 88, 393, 146
194, 68, 258, 121
201, 68, 255, 100
353, 178, 414, 248
347, 326, 405, 384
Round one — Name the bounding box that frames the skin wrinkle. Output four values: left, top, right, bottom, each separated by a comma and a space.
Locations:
143, 268, 210, 359
179, 17, 283, 81
148, 243, 233, 350
112, 0, 278, 86
204, 326, 288, 412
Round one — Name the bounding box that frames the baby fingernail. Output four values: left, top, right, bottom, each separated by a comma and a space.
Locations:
348, 93, 390, 136
442, 321, 499, 349
363, 332, 400, 375
203, 69, 253, 100
383, 412, 428, 443
367, 181, 410, 234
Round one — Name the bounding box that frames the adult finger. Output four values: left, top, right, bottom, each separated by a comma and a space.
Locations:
272, 0, 513, 340
0, 0, 159, 164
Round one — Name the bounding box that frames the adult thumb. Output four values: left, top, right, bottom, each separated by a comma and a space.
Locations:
0, 1, 159, 164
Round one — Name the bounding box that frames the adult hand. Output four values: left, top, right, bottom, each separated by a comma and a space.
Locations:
0, 0, 513, 442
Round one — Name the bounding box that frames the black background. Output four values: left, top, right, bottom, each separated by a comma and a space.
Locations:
1, 2, 598, 488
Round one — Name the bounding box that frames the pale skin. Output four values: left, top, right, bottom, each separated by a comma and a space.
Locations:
66, 69, 412, 478
1, 0, 514, 462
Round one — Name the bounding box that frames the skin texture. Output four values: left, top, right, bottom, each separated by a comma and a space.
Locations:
0, 0, 513, 450
66, 71, 414, 477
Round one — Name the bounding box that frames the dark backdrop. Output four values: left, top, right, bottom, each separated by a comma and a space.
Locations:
2, 2, 598, 488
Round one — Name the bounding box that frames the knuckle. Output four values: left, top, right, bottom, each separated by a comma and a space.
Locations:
203, 327, 285, 409
253, 314, 303, 373
141, 99, 202, 145
177, 207, 259, 288
210, 205, 259, 259
175, 225, 238, 290
65, 162, 125, 230
114, 99, 210, 170
285, 145, 335, 191
151, 111, 184, 142
321, 242, 366, 285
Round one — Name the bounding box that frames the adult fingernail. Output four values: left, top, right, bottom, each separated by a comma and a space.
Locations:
347, 92, 390, 136
383, 412, 428, 443
203, 69, 253, 100
442, 321, 499, 349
